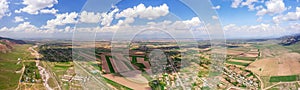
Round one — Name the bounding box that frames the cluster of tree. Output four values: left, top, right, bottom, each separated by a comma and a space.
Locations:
148, 80, 166, 90
21, 62, 41, 83
39, 44, 72, 62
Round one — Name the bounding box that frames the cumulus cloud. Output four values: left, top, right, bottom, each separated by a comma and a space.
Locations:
14, 16, 24, 23
289, 23, 300, 32
79, 11, 102, 23
223, 23, 288, 38
256, 0, 286, 16
100, 8, 119, 26
241, 0, 258, 10
0, 0, 10, 19
182, 17, 201, 27
40, 8, 58, 14
212, 15, 219, 20
212, 5, 221, 10
116, 17, 135, 26
0, 21, 75, 38
231, 0, 242, 8
78, 8, 119, 25
0, 21, 75, 34
272, 7, 300, 24
12, 22, 38, 32
42, 12, 78, 29
15, 0, 58, 14
115, 3, 169, 20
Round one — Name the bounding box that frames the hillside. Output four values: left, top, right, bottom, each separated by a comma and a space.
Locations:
280, 34, 300, 46
0, 37, 26, 53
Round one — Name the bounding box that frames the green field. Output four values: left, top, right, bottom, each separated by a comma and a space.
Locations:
105, 56, 115, 73
285, 42, 300, 54
0, 44, 32, 90
269, 75, 298, 82
226, 61, 250, 66
231, 56, 256, 61
130, 56, 147, 71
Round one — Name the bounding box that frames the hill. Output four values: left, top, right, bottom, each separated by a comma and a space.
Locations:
0, 37, 26, 53
280, 34, 300, 46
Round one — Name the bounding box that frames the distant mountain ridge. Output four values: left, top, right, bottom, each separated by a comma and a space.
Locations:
0, 37, 26, 44
0, 36, 26, 53
280, 34, 300, 46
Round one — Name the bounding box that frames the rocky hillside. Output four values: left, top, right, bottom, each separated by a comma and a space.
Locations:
280, 34, 300, 46
0, 37, 26, 53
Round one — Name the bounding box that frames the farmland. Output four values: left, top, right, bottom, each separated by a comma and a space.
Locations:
5, 39, 298, 90
0, 44, 33, 90
269, 75, 298, 82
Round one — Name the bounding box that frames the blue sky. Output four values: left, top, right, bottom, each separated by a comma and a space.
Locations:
0, 0, 300, 39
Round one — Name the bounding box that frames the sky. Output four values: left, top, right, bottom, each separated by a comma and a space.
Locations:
0, 0, 300, 39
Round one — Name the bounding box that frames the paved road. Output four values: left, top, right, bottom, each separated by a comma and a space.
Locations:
73, 61, 111, 89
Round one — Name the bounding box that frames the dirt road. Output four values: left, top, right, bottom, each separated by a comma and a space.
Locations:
29, 45, 57, 90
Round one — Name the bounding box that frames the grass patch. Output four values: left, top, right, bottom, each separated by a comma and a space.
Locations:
54, 65, 70, 70
269, 75, 298, 82
232, 56, 256, 61
53, 62, 72, 70
90, 63, 102, 71
130, 56, 146, 71
226, 61, 249, 66
0, 44, 32, 90
105, 56, 115, 73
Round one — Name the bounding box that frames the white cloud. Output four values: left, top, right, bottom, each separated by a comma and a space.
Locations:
290, 23, 300, 29
256, 0, 286, 16
231, 0, 242, 8
42, 12, 78, 29
101, 8, 119, 26
40, 8, 58, 14
78, 8, 119, 25
212, 15, 219, 20
272, 7, 300, 24
0, 21, 75, 38
116, 17, 135, 26
255, 5, 264, 10
0, 0, 10, 19
79, 11, 102, 23
14, 16, 24, 23
143, 17, 202, 31
13, 22, 38, 32
182, 17, 201, 26
212, 5, 221, 10
15, 0, 58, 14
241, 0, 258, 10
0, 27, 8, 32
223, 23, 288, 38
115, 3, 169, 20
0, 21, 75, 34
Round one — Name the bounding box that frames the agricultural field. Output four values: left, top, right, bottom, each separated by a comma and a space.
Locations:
269, 75, 299, 82
38, 43, 80, 89
268, 82, 300, 90
245, 41, 300, 89
0, 44, 33, 90
225, 45, 260, 68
